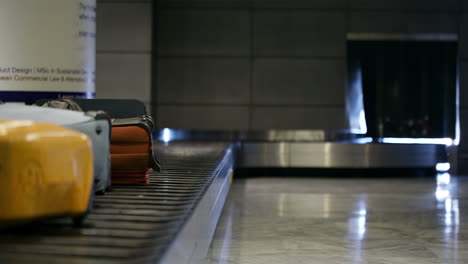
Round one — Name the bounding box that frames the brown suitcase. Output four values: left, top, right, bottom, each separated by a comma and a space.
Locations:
111, 116, 158, 184
35, 99, 160, 185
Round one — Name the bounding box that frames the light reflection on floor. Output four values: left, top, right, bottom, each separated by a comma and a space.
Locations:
208, 173, 468, 264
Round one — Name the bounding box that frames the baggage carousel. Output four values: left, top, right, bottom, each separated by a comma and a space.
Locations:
0, 130, 450, 264
0, 142, 234, 264
155, 129, 449, 170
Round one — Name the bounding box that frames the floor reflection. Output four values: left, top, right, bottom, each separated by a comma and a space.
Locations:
209, 174, 468, 264
434, 172, 460, 261
436, 173, 451, 201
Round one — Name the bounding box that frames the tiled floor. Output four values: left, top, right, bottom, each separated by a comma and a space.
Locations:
208, 174, 467, 264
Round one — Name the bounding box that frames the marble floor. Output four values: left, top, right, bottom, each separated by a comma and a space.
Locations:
208, 173, 468, 264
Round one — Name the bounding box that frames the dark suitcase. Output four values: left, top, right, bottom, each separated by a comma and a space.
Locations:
35, 99, 160, 184
35, 99, 147, 118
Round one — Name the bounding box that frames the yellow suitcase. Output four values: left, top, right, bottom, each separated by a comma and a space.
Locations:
0, 120, 94, 225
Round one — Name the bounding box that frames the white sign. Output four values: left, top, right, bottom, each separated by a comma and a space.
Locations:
0, 0, 96, 102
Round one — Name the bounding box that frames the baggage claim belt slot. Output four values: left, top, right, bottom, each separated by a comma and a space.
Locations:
0, 142, 234, 264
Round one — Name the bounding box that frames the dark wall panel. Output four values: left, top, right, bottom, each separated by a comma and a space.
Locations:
98, 0, 468, 172
350, 12, 458, 34
459, 109, 468, 152
460, 14, 468, 59
98, 0, 150, 2
460, 62, 468, 109
252, 59, 345, 106
157, 58, 250, 104
96, 54, 151, 105
251, 107, 346, 129
157, 10, 250, 56
158, 106, 250, 129
253, 0, 346, 9
158, 0, 250, 8
96, 1, 153, 110
254, 11, 346, 57
97, 3, 152, 52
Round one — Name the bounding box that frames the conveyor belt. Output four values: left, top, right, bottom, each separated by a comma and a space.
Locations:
0, 142, 233, 264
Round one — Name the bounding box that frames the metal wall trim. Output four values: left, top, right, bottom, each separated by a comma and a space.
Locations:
237, 142, 447, 168
347, 33, 458, 42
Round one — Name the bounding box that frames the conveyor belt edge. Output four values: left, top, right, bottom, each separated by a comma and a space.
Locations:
159, 146, 234, 264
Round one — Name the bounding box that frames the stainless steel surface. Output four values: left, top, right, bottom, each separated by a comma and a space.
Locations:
160, 150, 233, 264
0, 142, 234, 264
155, 129, 359, 142
209, 173, 466, 263
347, 32, 458, 41
237, 142, 290, 167
238, 142, 447, 168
